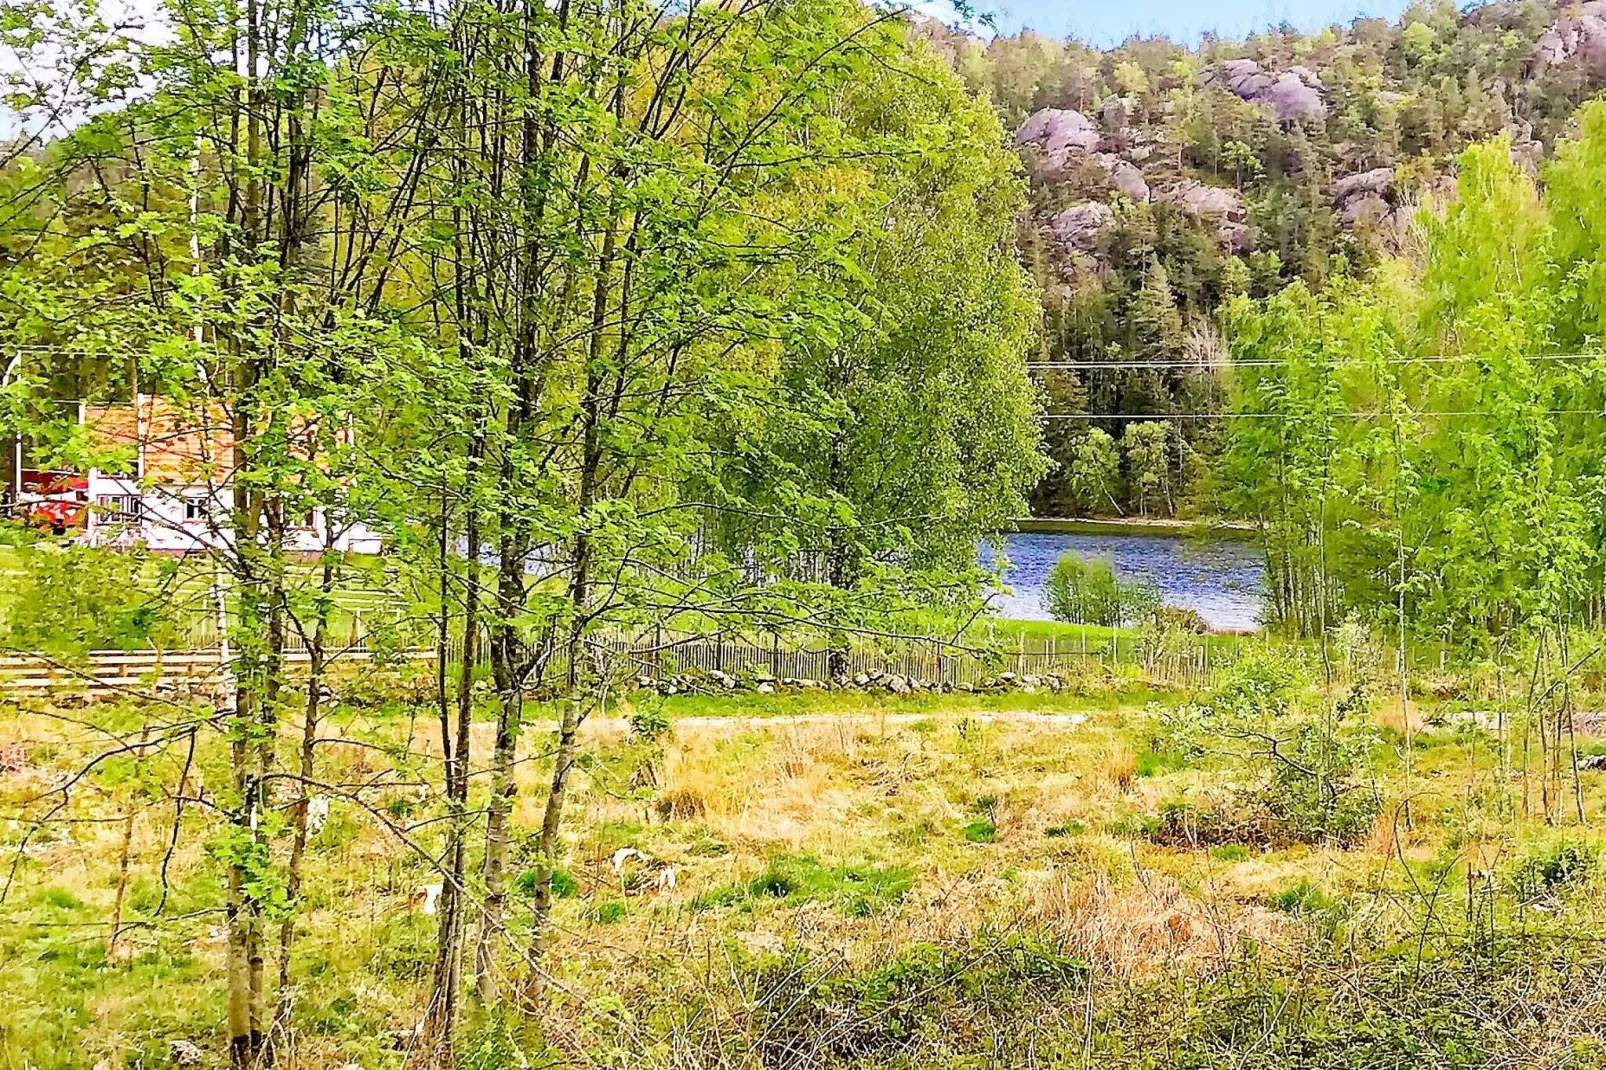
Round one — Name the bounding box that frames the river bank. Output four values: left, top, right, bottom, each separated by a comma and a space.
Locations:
1012, 516, 1256, 537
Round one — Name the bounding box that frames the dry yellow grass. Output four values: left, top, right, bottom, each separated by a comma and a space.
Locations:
6, 683, 1606, 1069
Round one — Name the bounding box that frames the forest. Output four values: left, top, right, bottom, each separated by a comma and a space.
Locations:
7, 0, 1606, 1068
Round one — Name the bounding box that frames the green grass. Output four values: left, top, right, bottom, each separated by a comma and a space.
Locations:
1134, 749, 1188, 777
962, 818, 998, 843
692, 855, 913, 916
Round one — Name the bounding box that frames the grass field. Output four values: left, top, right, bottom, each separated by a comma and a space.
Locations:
5, 645, 1606, 1069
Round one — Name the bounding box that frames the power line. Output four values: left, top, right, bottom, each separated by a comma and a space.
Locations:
1026, 352, 1606, 372
1044, 408, 1606, 421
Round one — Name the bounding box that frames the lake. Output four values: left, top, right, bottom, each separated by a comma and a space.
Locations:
984, 529, 1265, 631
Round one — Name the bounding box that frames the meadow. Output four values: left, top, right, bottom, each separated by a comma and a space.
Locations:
6, 644, 1606, 1069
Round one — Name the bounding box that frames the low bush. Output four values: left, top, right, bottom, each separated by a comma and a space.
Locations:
1509, 840, 1596, 899
963, 818, 998, 843
1042, 549, 1161, 628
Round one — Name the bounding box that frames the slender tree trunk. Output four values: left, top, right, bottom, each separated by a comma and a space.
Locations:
422, 433, 481, 1063
521, 207, 616, 1009
107, 766, 140, 964
273, 534, 337, 1034
474, 537, 525, 1004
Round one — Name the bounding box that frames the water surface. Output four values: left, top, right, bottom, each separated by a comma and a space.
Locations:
984, 530, 1264, 631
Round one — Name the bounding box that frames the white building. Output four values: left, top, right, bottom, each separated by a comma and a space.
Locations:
70, 395, 383, 556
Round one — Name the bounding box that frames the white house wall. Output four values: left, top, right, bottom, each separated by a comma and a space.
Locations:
85, 473, 383, 555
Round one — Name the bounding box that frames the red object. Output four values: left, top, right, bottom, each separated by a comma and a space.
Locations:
18, 470, 87, 531
29, 497, 86, 530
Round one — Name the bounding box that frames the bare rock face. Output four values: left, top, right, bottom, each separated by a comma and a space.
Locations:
1536, 1, 1606, 67
1333, 166, 1393, 203
1334, 167, 1396, 228
1048, 202, 1115, 252
1340, 194, 1392, 227
1170, 181, 1244, 219
1015, 108, 1101, 154
1201, 59, 1326, 123
1100, 94, 1135, 131
1098, 154, 1150, 202
1164, 181, 1252, 252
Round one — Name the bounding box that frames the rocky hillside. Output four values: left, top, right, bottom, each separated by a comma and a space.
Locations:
915, 1, 1606, 516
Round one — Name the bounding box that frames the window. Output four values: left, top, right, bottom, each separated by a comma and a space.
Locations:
184, 495, 217, 522
96, 494, 143, 525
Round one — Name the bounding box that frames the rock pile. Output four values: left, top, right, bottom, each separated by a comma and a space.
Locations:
633, 668, 1073, 697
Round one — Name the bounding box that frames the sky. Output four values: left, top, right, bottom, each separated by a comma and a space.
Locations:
925, 0, 1418, 46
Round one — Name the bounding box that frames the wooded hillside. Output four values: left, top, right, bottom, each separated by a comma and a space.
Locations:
917, 0, 1606, 517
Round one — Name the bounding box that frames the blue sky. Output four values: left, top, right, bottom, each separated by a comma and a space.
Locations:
926, 0, 1417, 46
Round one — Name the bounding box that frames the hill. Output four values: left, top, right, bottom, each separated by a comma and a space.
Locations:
914, 1, 1606, 517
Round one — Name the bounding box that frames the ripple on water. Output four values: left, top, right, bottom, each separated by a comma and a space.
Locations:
980, 531, 1265, 632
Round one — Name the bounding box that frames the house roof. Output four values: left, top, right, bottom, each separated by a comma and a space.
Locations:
85, 396, 234, 485
84, 395, 350, 486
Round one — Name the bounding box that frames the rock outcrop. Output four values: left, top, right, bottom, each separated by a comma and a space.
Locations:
1048, 202, 1115, 252
1099, 154, 1150, 202
1201, 59, 1326, 122
1015, 107, 1101, 154
1536, 0, 1606, 68
1164, 181, 1252, 252
1333, 166, 1394, 226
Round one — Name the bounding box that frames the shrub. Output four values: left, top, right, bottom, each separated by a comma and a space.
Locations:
1254, 722, 1380, 846
1152, 605, 1209, 634
1042, 550, 1121, 625
1042, 550, 1161, 627
1510, 840, 1596, 899
629, 702, 671, 743
3, 543, 180, 654
1266, 878, 1344, 916
591, 900, 627, 924
514, 866, 579, 898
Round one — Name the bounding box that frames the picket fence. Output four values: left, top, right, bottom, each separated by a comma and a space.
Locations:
0, 628, 1220, 696
597, 630, 1217, 690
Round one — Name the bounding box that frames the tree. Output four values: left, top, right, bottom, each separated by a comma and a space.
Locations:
0, 0, 1054, 1061
1062, 427, 1123, 516
1121, 420, 1176, 517
1042, 547, 1160, 626
713, 29, 1047, 640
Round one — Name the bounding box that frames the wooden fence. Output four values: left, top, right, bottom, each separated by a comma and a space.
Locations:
0, 645, 429, 695
605, 631, 1217, 690
0, 629, 1221, 696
